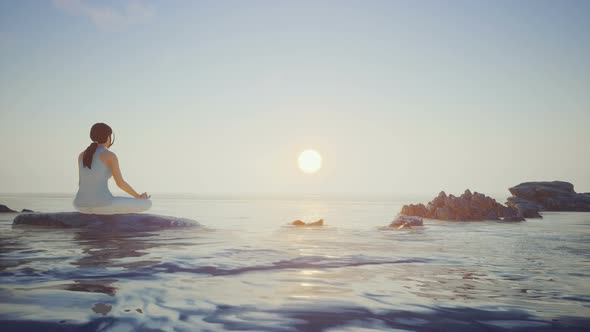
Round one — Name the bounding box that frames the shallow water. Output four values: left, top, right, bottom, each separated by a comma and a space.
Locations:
1, 194, 589, 331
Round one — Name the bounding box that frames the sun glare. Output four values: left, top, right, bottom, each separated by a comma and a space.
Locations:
298, 150, 322, 174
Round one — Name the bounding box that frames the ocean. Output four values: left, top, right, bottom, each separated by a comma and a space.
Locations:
1, 193, 589, 331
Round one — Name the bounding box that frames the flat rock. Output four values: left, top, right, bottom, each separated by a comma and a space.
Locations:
12, 212, 200, 231
508, 181, 590, 212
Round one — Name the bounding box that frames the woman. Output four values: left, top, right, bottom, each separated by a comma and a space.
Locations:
73, 122, 152, 215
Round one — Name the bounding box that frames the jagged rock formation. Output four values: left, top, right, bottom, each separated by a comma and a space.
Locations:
508, 181, 590, 212
401, 190, 524, 221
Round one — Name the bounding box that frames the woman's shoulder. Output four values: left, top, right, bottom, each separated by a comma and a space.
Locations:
99, 149, 117, 163
102, 149, 116, 157
78, 149, 116, 161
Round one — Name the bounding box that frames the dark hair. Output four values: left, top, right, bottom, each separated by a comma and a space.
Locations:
82, 123, 115, 169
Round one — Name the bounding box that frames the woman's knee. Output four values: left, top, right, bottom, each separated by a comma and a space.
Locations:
76, 207, 94, 214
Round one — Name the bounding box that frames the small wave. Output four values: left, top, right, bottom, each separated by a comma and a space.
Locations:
0, 255, 432, 281
171, 255, 426, 276
139, 255, 432, 277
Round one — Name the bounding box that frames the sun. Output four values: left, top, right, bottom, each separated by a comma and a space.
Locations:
298, 150, 322, 174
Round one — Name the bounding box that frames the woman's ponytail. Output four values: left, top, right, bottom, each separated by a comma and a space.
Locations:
82, 142, 99, 169
81, 123, 113, 169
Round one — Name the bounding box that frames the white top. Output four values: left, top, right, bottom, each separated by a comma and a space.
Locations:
73, 146, 114, 208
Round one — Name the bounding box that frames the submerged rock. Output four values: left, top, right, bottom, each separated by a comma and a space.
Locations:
291, 219, 324, 227
387, 215, 424, 229
0, 204, 17, 213
91, 303, 112, 316
401, 190, 522, 221
12, 212, 200, 231
508, 181, 590, 212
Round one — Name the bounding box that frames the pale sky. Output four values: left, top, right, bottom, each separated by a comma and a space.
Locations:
1, 0, 589, 197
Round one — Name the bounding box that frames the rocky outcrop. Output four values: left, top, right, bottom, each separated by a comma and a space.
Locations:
401, 189, 523, 221
508, 181, 590, 212
0, 204, 17, 213
12, 212, 200, 231
291, 219, 324, 227
21, 209, 34, 213
401, 204, 427, 218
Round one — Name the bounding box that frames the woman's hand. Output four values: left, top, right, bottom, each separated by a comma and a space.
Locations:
138, 192, 151, 199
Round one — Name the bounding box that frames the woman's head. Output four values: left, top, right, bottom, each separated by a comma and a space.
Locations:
82, 123, 115, 169
90, 123, 114, 146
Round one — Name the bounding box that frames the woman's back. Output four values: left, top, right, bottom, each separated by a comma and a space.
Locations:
73, 146, 114, 208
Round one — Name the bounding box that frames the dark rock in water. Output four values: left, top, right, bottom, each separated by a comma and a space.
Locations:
510, 181, 575, 198
386, 215, 424, 229
502, 215, 526, 222
401, 190, 523, 222
91, 303, 112, 316
12, 212, 200, 231
0, 204, 17, 213
505, 196, 543, 218
495, 204, 519, 219
20, 209, 34, 213
291, 219, 324, 227
508, 181, 590, 212
483, 210, 499, 221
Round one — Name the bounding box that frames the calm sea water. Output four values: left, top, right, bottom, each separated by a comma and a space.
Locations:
0, 193, 589, 332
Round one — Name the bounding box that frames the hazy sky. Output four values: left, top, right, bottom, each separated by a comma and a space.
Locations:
1, 0, 589, 197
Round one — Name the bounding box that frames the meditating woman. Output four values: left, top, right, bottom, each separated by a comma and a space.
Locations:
73, 122, 152, 214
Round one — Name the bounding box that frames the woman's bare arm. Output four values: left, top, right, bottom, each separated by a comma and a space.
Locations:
78, 152, 82, 185
106, 153, 143, 198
